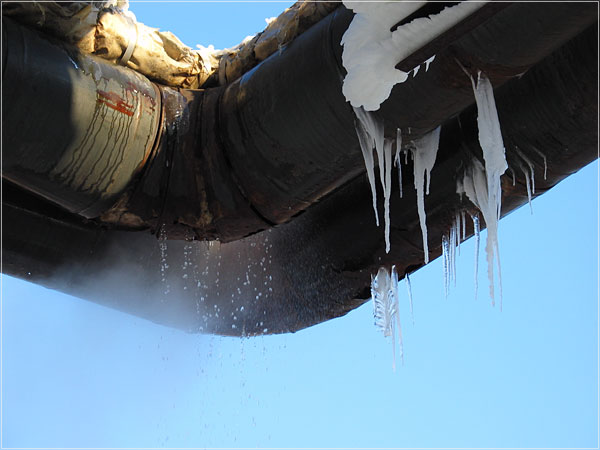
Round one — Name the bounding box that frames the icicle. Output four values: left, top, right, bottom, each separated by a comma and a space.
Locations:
519, 162, 533, 214
540, 155, 547, 180
372, 266, 403, 370
353, 107, 394, 252
455, 212, 462, 256
442, 234, 450, 297
531, 147, 547, 180
353, 106, 381, 227
472, 213, 480, 300
467, 71, 508, 307
514, 146, 535, 194
424, 54, 435, 71
461, 160, 499, 305
450, 219, 457, 287
395, 129, 403, 198
405, 272, 414, 325
411, 126, 441, 264
508, 167, 516, 186
391, 265, 403, 366
456, 177, 464, 202
383, 139, 393, 253
412, 65, 420, 77
395, 128, 402, 161
461, 210, 466, 241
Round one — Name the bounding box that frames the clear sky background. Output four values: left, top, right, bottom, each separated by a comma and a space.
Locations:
2, 2, 598, 449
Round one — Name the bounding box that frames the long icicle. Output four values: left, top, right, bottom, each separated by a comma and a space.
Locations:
353, 107, 380, 226
412, 126, 441, 264
405, 272, 414, 325
395, 128, 403, 198
442, 234, 450, 298
383, 139, 393, 253
469, 71, 508, 307
472, 213, 480, 300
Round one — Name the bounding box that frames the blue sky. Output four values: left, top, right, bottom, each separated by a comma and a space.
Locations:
2, 3, 598, 448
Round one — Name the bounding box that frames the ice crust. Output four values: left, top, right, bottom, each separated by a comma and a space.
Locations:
341, 1, 487, 110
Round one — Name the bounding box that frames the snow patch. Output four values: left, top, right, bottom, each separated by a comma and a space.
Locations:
341, 1, 487, 111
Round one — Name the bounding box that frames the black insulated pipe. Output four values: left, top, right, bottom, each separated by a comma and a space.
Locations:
1, 10, 597, 336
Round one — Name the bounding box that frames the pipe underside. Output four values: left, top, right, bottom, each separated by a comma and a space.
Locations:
2, 4, 598, 335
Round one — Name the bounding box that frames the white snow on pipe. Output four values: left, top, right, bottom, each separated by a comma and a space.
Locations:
341, 0, 488, 111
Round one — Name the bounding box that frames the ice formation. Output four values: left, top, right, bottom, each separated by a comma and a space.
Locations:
353, 106, 382, 226
458, 158, 504, 307
405, 272, 414, 325
411, 126, 441, 264
424, 55, 436, 71
508, 167, 516, 186
353, 107, 396, 253
520, 163, 533, 214
395, 128, 403, 198
531, 147, 548, 180
441, 213, 464, 297
441, 234, 450, 297
383, 139, 393, 252
341, 1, 487, 110
514, 146, 536, 213
372, 266, 403, 369
469, 71, 507, 306
472, 213, 480, 300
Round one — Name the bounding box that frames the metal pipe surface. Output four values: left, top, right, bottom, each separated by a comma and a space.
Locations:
2, 18, 161, 218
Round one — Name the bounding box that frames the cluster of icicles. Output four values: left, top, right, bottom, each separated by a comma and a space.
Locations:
363, 71, 513, 365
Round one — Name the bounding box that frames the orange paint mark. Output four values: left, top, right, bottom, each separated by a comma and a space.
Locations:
97, 90, 135, 116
